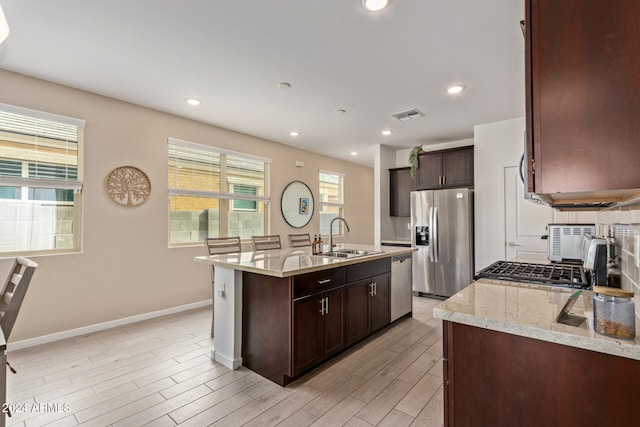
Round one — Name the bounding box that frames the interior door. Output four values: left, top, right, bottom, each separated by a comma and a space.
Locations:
504, 166, 553, 260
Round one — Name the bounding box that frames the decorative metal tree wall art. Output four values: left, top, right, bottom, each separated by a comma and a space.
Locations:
105, 166, 151, 206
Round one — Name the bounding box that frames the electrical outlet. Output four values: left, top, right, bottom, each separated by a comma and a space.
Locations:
217, 281, 225, 297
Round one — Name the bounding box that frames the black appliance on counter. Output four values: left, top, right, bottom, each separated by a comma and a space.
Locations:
475, 260, 589, 289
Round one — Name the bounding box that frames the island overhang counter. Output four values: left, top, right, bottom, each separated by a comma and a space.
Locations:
194, 244, 416, 385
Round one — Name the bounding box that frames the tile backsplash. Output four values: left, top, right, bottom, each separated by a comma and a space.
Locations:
596, 195, 640, 298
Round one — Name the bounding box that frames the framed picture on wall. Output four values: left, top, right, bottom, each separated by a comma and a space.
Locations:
299, 197, 309, 214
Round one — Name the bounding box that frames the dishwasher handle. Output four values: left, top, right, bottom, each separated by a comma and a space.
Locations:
392, 254, 412, 263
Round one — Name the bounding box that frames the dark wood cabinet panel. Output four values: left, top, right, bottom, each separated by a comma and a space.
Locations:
242, 272, 293, 386
321, 287, 346, 359
526, 0, 640, 194
443, 321, 640, 426
346, 258, 391, 283
416, 152, 443, 190
441, 148, 473, 188
292, 295, 321, 376
292, 287, 345, 376
389, 167, 414, 217
416, 147, 473, 190
243, 262, 392, 386
370, 273, 390, 333
345, 279, 371, 346
293, 267, 345, 299
345, 270, 391, 347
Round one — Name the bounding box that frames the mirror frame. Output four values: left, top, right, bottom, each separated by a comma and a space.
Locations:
280, 181, 315, 228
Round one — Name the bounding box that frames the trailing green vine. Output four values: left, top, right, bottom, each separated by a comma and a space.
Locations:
409, 145, 423, 179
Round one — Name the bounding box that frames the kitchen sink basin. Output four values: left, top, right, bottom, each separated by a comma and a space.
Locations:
321, 249, 382, 258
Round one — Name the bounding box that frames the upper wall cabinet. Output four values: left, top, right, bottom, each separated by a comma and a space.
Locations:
525, 0, 640, 197
389, 167, 415, 217
416, 146, 474, 191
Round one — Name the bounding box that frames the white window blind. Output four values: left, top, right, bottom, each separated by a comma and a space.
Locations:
0, 103, 84, 253
168, 138, 271, 245
0, 104, 83, 191
319, 170, 345, 236
319, 170, 344, 206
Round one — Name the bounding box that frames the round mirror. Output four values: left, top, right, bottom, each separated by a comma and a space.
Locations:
281, 181, 314, 228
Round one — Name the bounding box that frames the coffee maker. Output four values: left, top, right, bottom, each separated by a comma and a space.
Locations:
582, 235, 608, 287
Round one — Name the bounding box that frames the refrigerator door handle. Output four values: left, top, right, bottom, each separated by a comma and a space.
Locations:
433, 206, 439, 262
428, 207, 434, 262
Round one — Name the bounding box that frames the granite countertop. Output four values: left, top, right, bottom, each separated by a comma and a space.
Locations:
194, 243, 416, 278
433, 278, 640, 361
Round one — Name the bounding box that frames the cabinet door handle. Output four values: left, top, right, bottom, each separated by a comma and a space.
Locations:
325, 297, 329, 314
443, 175, 446, 185
373, 281, 377, 296
317, 279, 332, 285
369, 283, 374, 296
319, 298, 325, 315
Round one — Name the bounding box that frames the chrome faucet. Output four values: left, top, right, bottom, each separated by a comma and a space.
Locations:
329, 217, 350, 250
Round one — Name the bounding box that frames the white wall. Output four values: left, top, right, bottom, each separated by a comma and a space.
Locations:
0, 69, 375, 342
474, 118, 526, 270
473, 117, 597, 271
374, 144, 397, 245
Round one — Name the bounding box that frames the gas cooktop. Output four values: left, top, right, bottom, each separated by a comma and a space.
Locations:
475, 260, 589, 289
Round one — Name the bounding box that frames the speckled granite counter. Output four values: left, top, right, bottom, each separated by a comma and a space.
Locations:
194, 243, 415, 278
433, 278, 640, 361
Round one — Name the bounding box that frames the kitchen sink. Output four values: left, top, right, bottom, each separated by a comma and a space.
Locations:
321, 249, 382, 258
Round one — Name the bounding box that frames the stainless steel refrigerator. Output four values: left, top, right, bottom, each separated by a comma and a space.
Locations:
411, 189, 474, 297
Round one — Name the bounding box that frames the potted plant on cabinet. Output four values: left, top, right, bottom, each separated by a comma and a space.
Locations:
409, 145, 423, 179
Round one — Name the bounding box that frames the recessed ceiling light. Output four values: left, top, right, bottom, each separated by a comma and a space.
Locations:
446, 85, 465, 94
350, 151, 358, 156
277, 82, 292, 90
363, 0, 389, 12
381, 130, 393, 136
289, 131, 300, 137
186, 98, 201, 106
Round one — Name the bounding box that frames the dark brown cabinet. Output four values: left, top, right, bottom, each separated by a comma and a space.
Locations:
443, 320, 640, 426
242, 259, 392, 386
345, 259, 391, 346
389, 167, 414, 217
525, 0, 640, 195
416, 146, 473, 190
292, 286, 345, 376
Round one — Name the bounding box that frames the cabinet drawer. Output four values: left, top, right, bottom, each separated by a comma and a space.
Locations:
346, 258, 391, 283
293, 267, 345, 299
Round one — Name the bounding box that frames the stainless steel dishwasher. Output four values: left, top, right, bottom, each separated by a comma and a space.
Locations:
391, 253, 413, 321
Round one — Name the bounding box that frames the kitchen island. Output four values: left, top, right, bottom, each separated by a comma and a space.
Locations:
195, 244, 415, 385
433, 279, 640, 426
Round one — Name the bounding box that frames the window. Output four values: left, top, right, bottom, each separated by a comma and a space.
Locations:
319, 170, 344, 236
0, 103, 84, 254
168, 138, 270, 244
231, 184, 258, 211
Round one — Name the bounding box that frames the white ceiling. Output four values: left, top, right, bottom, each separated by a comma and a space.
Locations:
0, 0, 525, 167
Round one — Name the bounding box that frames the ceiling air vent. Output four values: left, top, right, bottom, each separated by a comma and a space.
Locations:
392, 108, 425, 121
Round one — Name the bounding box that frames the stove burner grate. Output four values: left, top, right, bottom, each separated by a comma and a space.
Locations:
475, 260, 589, 289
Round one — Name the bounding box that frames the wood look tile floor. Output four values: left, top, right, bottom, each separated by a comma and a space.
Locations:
4, 296, 443, 427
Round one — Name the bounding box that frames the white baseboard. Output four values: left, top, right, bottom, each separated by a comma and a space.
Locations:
7, 299, 213, 351
212, 349, 242, 370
